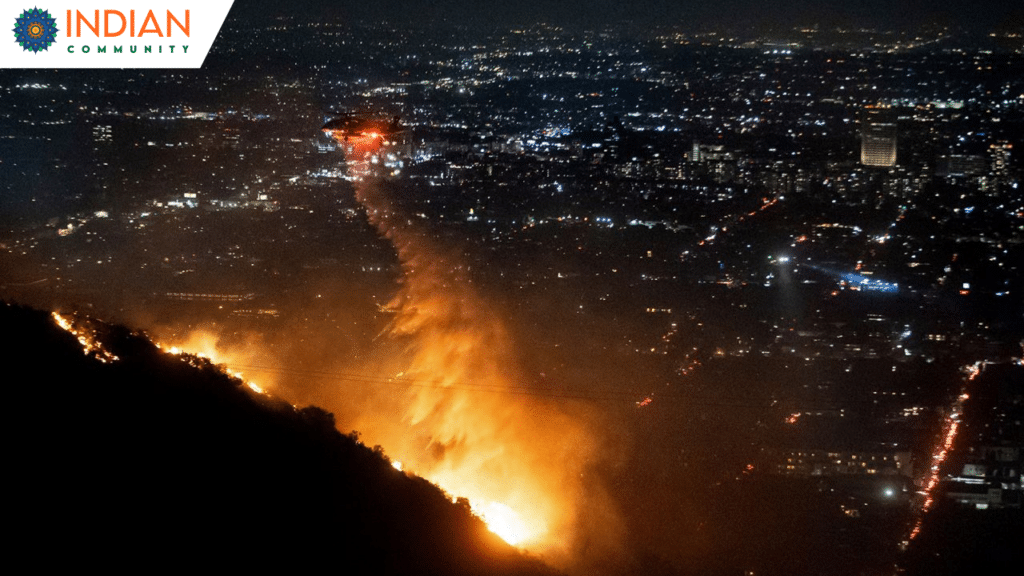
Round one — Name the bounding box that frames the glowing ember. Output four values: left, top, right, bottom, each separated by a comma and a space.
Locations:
156, 333, 271, 397
52, 312, 119, 363
392, 460, 403, 472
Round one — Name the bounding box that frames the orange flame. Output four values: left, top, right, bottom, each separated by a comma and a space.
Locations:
52, 312, 119, 363
149, 135, 630, 565
152, 135, 623, 565
156, 330, 273, 397
324, 137, 622, 561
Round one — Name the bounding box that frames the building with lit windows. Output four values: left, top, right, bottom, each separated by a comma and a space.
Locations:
989, 141, 1012, 190
860, 106, 897, 168
776, 448, 913, 477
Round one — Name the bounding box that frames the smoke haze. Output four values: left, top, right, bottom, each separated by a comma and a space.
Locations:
154, 138, 627, 571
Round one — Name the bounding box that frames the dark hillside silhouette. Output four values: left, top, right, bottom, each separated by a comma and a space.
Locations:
0, 302, 561, 575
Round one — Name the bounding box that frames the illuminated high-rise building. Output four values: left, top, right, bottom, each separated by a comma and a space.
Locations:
860, 106, 897, 167
990, 141, 1012, 190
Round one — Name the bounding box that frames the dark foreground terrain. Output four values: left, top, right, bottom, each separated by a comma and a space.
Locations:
0, 302, 559, 575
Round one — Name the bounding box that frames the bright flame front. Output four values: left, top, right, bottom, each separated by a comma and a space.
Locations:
478, 501, 534, 546
319, 133, 616, 563
147, 132, 622, 568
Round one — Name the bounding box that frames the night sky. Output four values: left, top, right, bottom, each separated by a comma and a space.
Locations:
236, 0, 1023, 32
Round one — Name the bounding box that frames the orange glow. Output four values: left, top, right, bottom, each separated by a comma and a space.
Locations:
151, 135, 623, 567
325, 136, 622, 563
477, 501, 533, 545
156, 330, 272, 397
52, 312, 119, 363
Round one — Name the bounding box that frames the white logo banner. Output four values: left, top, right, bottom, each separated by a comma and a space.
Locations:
2, 1, 234, 68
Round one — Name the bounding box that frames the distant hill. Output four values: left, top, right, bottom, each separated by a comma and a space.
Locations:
0, 302, 561, 574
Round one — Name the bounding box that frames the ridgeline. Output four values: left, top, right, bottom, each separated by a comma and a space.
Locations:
1, 302, 561, 574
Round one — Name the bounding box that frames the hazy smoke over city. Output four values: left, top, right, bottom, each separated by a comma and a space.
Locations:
339, 139, 625, 565
2, 9, 1021, 574
161, 137, 626, 571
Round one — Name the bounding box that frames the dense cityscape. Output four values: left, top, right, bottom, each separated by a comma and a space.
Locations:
1, 8, 1022, 576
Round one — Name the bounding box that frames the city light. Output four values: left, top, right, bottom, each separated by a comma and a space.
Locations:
3, 13, 1021, 576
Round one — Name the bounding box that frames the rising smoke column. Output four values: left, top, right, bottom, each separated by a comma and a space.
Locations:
332, 137, 623, 567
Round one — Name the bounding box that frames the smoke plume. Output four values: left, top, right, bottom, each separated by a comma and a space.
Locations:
160, 137, 625, 571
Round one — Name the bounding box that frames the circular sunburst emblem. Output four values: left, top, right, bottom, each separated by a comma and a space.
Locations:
13, 7, 58, 53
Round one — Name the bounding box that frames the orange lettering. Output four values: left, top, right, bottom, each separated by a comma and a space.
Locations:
138, 10, 163, 37
167, 11, 189, 37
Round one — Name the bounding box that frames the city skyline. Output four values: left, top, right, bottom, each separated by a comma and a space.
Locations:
1, 10, 1021, 576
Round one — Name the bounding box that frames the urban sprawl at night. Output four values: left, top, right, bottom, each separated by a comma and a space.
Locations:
1, 9, 1021, 575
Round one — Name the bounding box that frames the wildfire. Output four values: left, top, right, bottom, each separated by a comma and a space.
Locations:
477, 501, 533, 546
151, 134, 619, 563
52, 312, 119, 363
154, 332, 271, 397
318, 135, 614, 559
